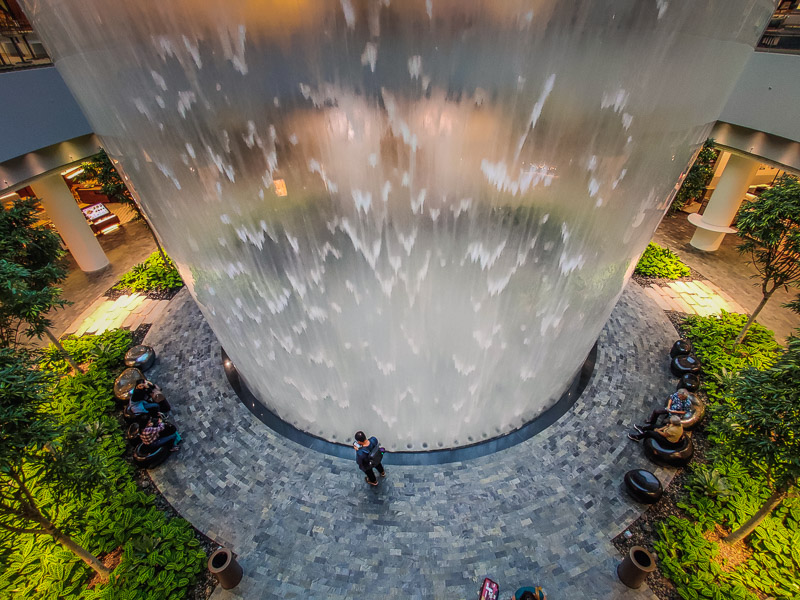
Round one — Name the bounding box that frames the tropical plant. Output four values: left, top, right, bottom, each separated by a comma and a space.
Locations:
710, 335, 800, 544
75, 151, 169, 264
634, 242, 691, 279
669, 138, 718, 214
682, 311, 780, 401
687, 465, 730, 500
0, 348, 112, 580
113, 251, 183, 293
0, 197, 80, 371
734, 174, 800, 344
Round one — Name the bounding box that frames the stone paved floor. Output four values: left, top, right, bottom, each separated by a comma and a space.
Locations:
653, 213, 800, 342
642, 279, 746, 317
43, 220, 156, 344
62, 293, 170, 337
144, 283, 678, 599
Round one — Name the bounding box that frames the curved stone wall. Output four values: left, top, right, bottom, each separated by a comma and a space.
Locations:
22, 0, 773, 449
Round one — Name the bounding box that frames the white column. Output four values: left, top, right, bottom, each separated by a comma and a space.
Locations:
32, 171, 110, 272
689, 153, 760, 252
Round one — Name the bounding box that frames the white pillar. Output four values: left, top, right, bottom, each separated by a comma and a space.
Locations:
32, 172, 110, 272
689, 153, 760, 252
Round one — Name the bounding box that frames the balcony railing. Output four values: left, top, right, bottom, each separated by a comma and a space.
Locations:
757, 3, 800, 55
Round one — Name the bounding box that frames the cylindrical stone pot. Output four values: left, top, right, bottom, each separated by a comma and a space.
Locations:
617, 545, 657, 589
208, 548, 243, 590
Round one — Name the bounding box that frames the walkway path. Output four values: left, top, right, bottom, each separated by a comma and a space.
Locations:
653, 213, 800, 342
144, 283, 678, 599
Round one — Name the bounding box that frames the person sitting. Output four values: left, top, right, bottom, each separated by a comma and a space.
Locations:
628, 415, 684, 447
513, 586, 547, 600
139, 415, 180, 452
129, 378, 170, 415
634, 388, 693, 433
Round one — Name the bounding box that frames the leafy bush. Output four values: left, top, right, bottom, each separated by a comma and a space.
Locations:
682, 312, 780, 401
656, 459, 800, 600
113, 252, 182, 293
634, 243, 691, 279
0, 330, 207, 599
652, 315, 799, 600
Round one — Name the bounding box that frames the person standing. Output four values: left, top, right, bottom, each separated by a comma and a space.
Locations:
353, 430, 386, 486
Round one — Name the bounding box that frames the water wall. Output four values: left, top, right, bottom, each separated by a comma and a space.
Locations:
23, 0, 773, 450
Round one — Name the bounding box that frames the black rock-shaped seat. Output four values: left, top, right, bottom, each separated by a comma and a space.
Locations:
114, 367, 144, 401
677, 373, 701, 392
677, 395, 705, 430
124, 344, 156, 370
644, 434, 694, 468
670, 354, 701, 377
624, 469, 663, 504
669, 339, 693, 359
132, 443, 170, 469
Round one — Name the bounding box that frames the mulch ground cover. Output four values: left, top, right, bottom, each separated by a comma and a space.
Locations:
631, 265, 705, 289
105, 285, 184, 302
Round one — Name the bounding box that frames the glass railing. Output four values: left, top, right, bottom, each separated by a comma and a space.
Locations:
0, 9, 51, 71
757, 4, 800, 54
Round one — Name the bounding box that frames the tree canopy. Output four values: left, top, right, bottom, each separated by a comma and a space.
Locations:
0, 197, 68, 348
711, 334, 800, 542
734, 174, 800, 343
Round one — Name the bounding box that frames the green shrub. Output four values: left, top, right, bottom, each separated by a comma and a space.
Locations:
114, 252, 182, 293
682, 312, 780, 401
634, 242, 691, 279
652, 315, 799, 600
0, 330, 206, 600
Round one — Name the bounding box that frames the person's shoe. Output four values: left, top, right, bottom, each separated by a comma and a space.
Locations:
170, 446, 181, 452
633, 424, 644, 434
627, 433, 642, 442
365, 477, 378, 486
380, 471, 387, 477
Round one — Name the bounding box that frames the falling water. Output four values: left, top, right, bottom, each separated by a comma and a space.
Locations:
23, 0, 773, 449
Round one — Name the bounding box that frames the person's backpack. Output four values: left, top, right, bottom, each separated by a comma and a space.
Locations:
366, 437, 384, 468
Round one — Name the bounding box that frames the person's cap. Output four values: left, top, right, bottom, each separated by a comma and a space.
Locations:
669, 415, 682, 425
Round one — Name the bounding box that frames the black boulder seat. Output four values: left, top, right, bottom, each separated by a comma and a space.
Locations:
677, 372, 701, 392
623, 469, 663, 504
670, 354, 702, 377
114, 367, 144, 402
132, 443, 170, 469
675, 394, 705, 430
124, 344, 156, 371
669, 339, 693, 359
644, 434, 694, 468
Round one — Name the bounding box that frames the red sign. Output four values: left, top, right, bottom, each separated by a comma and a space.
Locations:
479, 578, 499, 600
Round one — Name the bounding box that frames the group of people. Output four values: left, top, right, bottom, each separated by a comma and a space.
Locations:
627, 388, 693, 447
128, 378, 182, 453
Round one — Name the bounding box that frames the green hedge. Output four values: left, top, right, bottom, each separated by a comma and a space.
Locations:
113, 252, 182, 293
0, 330, 206, 599
682, 312, 780, 401
653, 315, 798, 600
634, 242, 691, 279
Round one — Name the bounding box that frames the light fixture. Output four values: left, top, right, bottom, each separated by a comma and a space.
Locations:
65, 168, 85, 179
100, 224, 120, 234
274, 179, 288, 197
61, 166, 82, 177
0, 192, 19, 200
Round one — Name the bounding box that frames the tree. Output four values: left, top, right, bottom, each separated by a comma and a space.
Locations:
734, 174, 800, 344
669, 139, 718, 214
75, 151, 168, 263
711, 335, 800, 544
0, 348, 112, 580
0, 198, 81, 372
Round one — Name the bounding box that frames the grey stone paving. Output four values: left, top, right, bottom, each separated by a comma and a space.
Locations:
145, 283, 678, 599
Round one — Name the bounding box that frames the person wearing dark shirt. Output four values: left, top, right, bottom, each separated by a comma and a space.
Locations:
129, 378, 170, 415
140, 415, 180, 452
353, 430, 386, 486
